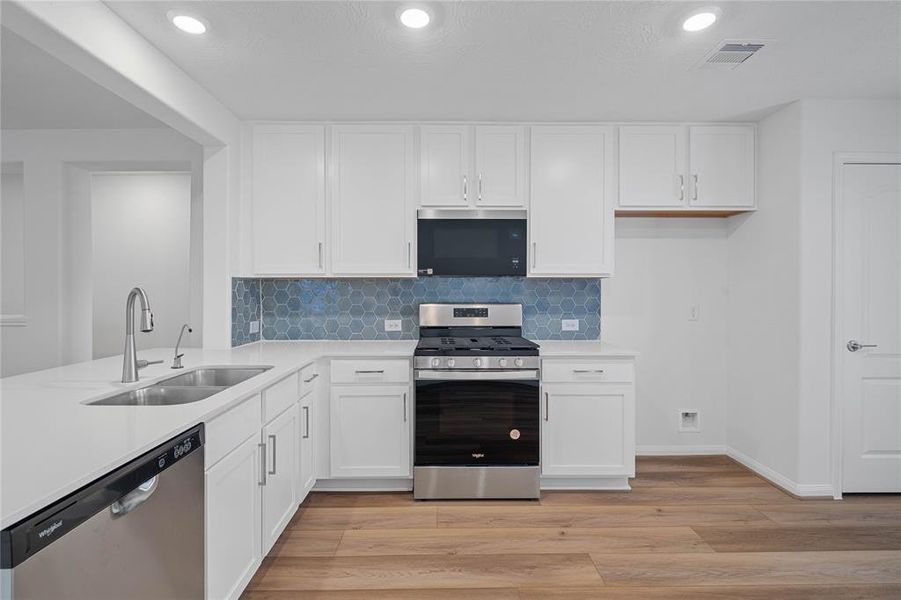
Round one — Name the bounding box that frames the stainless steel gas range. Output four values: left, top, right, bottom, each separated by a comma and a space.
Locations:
413, 303, 540, 500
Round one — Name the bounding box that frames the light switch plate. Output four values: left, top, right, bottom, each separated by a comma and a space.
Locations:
561, 319, 579, 331
249, 320, 260, 334
384, 319, 402, 332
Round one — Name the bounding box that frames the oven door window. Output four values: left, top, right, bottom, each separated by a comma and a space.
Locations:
415, 379, 539, 466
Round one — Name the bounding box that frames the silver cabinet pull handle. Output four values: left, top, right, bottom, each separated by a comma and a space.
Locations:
544, 392, 549, 421
847, 340, 878, 352
679, 174, 684, 202
318, 242, 323, 269
477, 173, 482, 203
355, 369, 385, 374
463, 174, 468, 202
303, 405, 310, 438
532, 241, 537, 269
573, 369, 605, 374
692, 174, 699, 202
407, 241, 412, 268
258, 442, 267, 486
303, 373, 319, 383
268, 434, 277, 475
403, 392, 407, 422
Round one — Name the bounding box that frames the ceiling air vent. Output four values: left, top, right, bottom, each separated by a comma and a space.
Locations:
696, 40, 768, 70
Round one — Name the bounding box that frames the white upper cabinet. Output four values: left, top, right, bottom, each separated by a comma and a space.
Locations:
474, 125, 527, 207
688, 125, 756, 209
529, 125, 615, 277
421, 125, 471, 207
618, 125, 687, 208
330, 125, 416, 276
251, 125, 326, 275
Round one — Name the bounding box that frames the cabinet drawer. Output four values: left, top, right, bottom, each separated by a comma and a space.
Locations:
299, 363, 319, 397
542, 361, 634, 384
263, 373, 300, 423
205, 394, 262, 470
330, 359, 410, 384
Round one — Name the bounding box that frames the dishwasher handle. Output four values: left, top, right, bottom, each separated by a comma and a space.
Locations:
110, 476, 159, 517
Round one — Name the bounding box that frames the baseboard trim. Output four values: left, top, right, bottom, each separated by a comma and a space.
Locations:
637, 445, 727, 456
726, 447, 834, 498
540, 476, 631, 491
313, 477, 412, 492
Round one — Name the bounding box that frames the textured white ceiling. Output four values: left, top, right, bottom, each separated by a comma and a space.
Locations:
104, 1, 899, 122
0, 28, 166, 129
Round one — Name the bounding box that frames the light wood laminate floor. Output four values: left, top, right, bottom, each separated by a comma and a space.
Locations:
243, 456, 901, 599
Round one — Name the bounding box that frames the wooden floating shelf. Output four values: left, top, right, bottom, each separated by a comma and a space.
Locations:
615, 209, 754, 218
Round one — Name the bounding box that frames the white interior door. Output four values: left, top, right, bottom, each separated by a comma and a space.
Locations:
838, 161, 901, 493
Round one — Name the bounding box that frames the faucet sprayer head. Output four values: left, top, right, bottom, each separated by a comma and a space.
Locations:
140, 309, 154, 332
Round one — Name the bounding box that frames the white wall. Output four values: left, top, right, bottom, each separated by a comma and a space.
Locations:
604, 218, 728, 452
723, 98, 901, 494
796, 99, 901, 487
725, 101, 803, 483
0, 129, 203, 377
1, 169, 26, 319
91, 173, 193, 359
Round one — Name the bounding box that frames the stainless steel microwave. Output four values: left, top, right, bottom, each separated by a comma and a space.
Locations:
417, 210, 527, 277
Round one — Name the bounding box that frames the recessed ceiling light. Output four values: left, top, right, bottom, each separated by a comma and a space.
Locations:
399, 7, 431, 29
168, 12, 208, 35
683, 11, 717, 32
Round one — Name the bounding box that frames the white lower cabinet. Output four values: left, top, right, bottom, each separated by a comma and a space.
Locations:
298, 369, 318, 500
541, 360, 636, 480
205, 433, 262, 600
330, 384, 411, 478
205, 376, 301, 600
261, 405, 298, 554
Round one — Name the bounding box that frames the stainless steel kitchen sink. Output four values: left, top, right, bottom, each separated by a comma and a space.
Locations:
88, 386, 225, 406
158, 366, 272, 388
87, 366, 273, 406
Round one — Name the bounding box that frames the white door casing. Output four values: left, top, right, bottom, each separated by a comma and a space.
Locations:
835, 158, 901, 493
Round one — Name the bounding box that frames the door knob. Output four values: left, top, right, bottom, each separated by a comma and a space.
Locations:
847, 340, 878, 352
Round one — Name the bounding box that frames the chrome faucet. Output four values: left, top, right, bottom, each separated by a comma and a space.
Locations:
121, 287, 159, 383
172, 324, 193, 369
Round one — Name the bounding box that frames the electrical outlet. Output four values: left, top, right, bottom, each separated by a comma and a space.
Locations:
561, 319, 579, 331
689, 304, 700, 321
384, 319, 402, 332
679, 410, 700, 432
249, 320, 260, 334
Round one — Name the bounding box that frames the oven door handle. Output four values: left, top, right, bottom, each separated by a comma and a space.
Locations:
415, 369, 540, 381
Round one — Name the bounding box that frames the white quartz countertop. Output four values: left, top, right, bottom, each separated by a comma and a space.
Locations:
1, 338, 634, 528
536, 340, 639, 358
0, 341, 415, 528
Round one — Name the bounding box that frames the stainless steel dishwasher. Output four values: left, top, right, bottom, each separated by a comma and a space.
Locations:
1, 425, 204, 600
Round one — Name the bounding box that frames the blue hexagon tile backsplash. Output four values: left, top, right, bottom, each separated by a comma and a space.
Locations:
231, 277, 600, 346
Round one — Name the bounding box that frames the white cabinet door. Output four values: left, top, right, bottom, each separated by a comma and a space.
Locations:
261, 405, 298, 554
421, 125, 471, 207
618, 125, 687, 208
330, 125, 416, 275
251, 125, 326, 274
330, 385, 411, 478
529, 126, 615, 277
474, 125, 526, 207
205, 435, 261, 600
688, 125, 756, 208
541, 383, 635, 477
298, 391, 316, 500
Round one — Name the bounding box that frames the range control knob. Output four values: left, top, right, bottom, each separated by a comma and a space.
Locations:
430, 358, 440, 367
473, 358, 483, 368
498, 358, 508, 368
446, 358, 456, 368
514, 357, 524, 367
